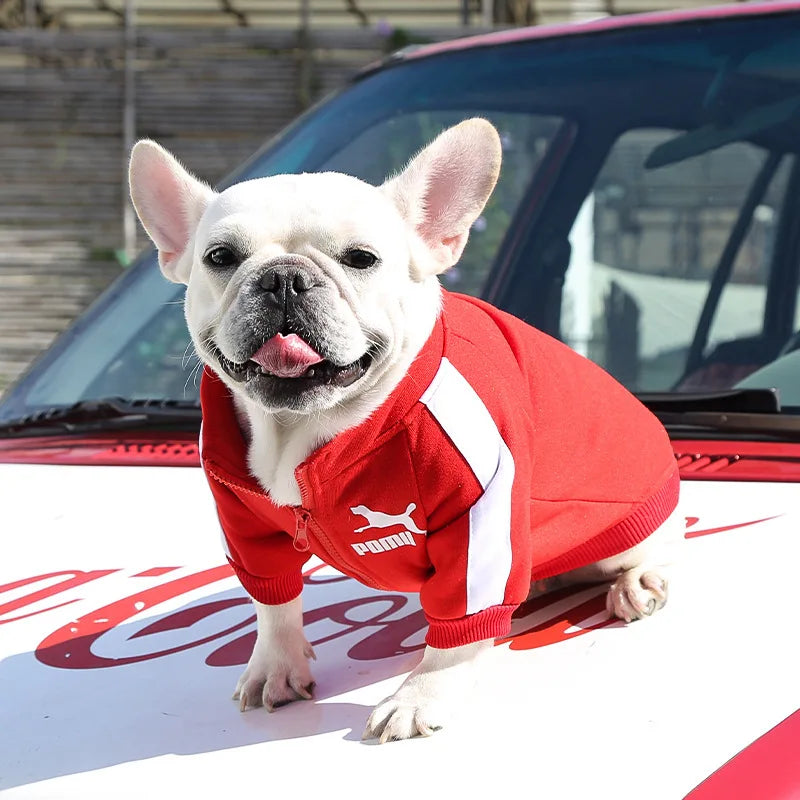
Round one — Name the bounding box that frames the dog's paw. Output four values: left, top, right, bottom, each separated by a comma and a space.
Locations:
362, 641, 490, 743
606, 569, 668, 623
363, 687, 447, 743
233, 636, 316, 712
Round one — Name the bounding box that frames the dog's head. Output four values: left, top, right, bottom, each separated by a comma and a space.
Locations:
129, 119, 501, 414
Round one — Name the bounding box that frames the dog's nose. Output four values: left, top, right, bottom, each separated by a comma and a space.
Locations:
259, 267, 315, 302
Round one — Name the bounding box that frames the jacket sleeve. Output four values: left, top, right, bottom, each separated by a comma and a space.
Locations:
419, 446, 534, 649
204, 466, 310, 606
407, 359, 535, 649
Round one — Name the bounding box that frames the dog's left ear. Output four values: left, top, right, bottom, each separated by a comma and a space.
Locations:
381, 118, 502, 277
129, 140, 215, 284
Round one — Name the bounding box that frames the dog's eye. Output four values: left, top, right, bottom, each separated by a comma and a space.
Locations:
341, 248, 378, 270
204, 246, 239, 269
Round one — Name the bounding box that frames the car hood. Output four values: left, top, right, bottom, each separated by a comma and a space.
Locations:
1, 462, 798, 798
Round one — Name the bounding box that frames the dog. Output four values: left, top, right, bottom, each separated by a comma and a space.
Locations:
129, 119, 682, 743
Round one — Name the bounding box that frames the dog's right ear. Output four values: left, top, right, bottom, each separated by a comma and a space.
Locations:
128, 140, 214, 284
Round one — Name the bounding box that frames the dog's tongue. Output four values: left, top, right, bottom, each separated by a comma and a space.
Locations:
250, 334, 324, 378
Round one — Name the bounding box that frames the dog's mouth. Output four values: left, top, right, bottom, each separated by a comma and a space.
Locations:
212, 334, 372, 390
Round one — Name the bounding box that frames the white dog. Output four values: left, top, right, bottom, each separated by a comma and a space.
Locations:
129, 119, 682, 743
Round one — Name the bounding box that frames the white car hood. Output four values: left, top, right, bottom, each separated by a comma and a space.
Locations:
1, 463, 798, 798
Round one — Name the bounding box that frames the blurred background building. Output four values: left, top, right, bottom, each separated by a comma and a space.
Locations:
0, 0, 754, 392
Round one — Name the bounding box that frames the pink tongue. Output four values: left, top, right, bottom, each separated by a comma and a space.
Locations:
250, 334, 324, 378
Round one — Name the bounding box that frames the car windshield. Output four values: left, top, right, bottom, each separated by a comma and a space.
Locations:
4, 10, 800, 425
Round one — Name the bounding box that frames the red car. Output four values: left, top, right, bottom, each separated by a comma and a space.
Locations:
1, 3, 799, 797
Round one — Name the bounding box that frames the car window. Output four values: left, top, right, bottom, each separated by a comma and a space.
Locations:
561, 129, 794, 392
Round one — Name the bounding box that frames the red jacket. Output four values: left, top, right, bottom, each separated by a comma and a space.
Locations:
200, 291, 679, 648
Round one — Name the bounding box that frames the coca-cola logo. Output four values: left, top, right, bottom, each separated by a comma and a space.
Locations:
0, 515, 778, 670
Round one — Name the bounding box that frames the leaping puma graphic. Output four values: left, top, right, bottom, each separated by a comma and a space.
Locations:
350, 502, 427, 535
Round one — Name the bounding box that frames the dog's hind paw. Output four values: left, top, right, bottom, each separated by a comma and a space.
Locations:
606, 569, 668, 623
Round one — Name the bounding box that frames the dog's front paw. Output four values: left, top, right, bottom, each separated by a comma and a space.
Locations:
362, 641, 490, 743
233, 636, 316, 712
363, 685, 447, 743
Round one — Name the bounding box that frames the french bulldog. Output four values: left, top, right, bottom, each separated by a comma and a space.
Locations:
129, 119, 682, 743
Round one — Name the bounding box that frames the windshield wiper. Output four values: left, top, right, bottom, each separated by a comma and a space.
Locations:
636, 388, 800, 439
0, 398, 201, 437
4, 389, 791, 438
637, 388, 780, 414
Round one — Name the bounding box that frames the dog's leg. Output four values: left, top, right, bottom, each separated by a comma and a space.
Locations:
233, 596, 317, 712
363, 639, 492, 743
529, 507, 684, 622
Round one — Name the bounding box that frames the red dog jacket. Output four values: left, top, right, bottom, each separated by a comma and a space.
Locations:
200, 291, 679, 648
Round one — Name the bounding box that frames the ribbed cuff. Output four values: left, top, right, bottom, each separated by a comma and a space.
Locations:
229, 562, 303, 605
425, 604, 516, 649
531, 466, 680, 581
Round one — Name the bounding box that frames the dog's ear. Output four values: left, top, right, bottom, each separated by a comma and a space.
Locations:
381, 118, 501, 277
128, 140, 214, 284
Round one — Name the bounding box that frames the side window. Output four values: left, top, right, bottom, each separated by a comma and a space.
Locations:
318, 111, 563, 296
561, 129, 790, 392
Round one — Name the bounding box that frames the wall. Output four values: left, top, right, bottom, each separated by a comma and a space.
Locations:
0, 26, 408, 392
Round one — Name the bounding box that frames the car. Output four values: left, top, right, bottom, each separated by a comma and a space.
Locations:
2, 3, 799, 797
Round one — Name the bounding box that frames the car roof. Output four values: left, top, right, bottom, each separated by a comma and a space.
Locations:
394, 0, 800, 63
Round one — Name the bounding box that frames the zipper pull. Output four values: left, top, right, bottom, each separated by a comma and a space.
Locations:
294, 509, 311, 552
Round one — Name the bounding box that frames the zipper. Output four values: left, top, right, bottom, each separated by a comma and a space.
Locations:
205, 461, 270, 498
208, 459, 381, 589
295, 466, 380, 588
293, 508, 311, 552
208, 461, 316, 556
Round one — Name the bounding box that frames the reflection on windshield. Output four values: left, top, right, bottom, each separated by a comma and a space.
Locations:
4, 11, 800, 422
562, 133, 794, 394
0, 256, 192, 421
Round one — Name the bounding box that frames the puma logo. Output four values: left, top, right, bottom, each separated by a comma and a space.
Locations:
350, 503, 426, 535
